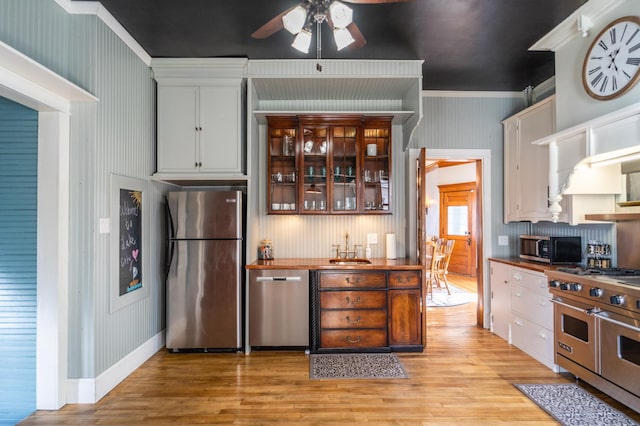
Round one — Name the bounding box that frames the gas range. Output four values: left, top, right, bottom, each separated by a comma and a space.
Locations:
555, 266, 640, 278
546, 268, 640, 317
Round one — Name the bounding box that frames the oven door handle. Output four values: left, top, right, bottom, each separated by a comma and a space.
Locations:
595, 312, 640, 332
550, 298, 598, 315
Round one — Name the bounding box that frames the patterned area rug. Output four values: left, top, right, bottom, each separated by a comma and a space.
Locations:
309, 353, 408, 379
426, 284, 476, 307
515, 384, 639, 426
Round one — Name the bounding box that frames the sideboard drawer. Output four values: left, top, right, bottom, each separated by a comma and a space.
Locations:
321, 309, 387, 329
320, 291, 386, 310
320, 272, 386, 289
388, 271, 420, 289
320, 329, 387, 348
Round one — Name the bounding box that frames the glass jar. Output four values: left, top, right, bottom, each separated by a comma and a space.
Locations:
258, 239, 274, 260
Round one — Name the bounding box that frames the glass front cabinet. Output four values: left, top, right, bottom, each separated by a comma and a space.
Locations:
267, 115, 391, 215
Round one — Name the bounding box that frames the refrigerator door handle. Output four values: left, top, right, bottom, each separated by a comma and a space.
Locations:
256, 276, 303, 282
165, 241, 175, 277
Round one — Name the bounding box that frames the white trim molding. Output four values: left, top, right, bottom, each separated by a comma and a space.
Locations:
67, 332, 165, 403
530, 0, 626, 52
53, 0, 152, 65
0, 41, 97, 113
422, 90, 522, 99
0, 35, 97, 411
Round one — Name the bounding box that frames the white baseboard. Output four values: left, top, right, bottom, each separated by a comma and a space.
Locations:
66, 330, 165, 404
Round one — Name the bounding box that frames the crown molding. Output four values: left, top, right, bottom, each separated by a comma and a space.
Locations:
53, 0, 151, 65
422, 90, 523, 99
530, 0, 626, 52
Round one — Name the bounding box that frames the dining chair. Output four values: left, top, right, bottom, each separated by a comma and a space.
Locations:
425, 239, 443, 299
435, 239, 455, 295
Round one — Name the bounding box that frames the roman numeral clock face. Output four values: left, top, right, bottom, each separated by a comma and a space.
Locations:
582, 16, 640, 100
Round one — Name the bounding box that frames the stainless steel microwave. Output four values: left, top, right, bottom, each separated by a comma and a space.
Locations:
519, 235, 582, 264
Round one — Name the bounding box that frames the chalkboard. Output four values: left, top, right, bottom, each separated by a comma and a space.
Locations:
119, 188, 142, 296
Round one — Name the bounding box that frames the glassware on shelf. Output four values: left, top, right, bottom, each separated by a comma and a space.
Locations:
282, 135, 294, 156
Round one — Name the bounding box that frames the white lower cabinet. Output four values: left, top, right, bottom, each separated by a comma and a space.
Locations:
490, 260, 558, 372
490, 261, 511, 342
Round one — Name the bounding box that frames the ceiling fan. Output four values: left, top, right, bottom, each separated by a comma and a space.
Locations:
251, 0, 414, 54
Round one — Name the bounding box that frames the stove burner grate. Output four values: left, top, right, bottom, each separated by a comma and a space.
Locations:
556, 267, 640, 276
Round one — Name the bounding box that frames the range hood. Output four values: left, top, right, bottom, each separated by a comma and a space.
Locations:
534, 101, 640, 222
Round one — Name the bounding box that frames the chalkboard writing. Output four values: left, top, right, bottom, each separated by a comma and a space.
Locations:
119, 188, 142, 296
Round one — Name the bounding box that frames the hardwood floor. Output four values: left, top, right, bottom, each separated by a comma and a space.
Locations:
21, 273, 640, 425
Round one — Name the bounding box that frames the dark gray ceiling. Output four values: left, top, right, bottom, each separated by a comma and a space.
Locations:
75, 0, 588, 91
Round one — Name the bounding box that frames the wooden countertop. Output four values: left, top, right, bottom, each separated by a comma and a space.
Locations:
246, 258, 422, 271
488, 257, 569, 273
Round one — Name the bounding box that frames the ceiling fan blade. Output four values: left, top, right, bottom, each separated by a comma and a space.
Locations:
347, 22, 367, 49
251, 7, 295, 39
341, 0, 414, 3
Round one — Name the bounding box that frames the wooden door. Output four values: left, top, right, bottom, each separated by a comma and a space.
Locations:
416, 148, 428, 264
439, 182, 477, 277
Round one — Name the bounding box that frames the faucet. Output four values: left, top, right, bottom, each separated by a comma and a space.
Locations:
345, 232, 350, 253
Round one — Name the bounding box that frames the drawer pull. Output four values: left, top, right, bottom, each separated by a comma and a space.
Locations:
514, 319, 523, 327
515, 292, 522, 297
345, 296, 361, 305
395, 274, 409, 283
345, 335, 361, 344
345, 276, 361, 285
345, 315, 361, 325
538, 331, 548, 340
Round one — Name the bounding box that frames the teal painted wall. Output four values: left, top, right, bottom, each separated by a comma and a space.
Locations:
0, 97, 38, 425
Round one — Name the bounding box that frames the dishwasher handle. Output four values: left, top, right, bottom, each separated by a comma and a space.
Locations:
256, 276, 303, 282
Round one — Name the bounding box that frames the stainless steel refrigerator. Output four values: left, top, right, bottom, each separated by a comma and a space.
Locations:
166, 190, 243, 351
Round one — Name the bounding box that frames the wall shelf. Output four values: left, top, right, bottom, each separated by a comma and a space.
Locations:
584, 213, 640, 222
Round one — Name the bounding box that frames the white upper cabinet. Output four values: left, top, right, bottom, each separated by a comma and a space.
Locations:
503, 96, 556, 223
157, 83, 242, 174
152, 58, 247, 180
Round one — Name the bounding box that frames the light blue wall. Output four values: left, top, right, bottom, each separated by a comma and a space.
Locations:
412, 94, 615, 261
412, 95, 529, 258
0, 97, 38, 425
0, 0, 163, 391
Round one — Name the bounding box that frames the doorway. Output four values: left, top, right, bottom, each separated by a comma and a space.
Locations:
412, 148, 489, 328
439, 182, 477, 277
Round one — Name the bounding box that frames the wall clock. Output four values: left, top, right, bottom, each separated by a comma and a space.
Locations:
582, 16, 640, 100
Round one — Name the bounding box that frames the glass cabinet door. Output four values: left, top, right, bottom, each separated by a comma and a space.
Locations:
267, 119, 298, 213
331, 124, 359, 212
300, 124, 329, 213
362, 120, 391, 212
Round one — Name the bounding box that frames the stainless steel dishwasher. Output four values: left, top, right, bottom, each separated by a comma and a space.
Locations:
249, 269, 309, 348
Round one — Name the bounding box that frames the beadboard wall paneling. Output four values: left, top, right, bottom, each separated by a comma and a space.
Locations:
91, 19, 159, 377
0, 0, 69, 84
414, 94, 616, 262
414, 95, 528, 258
0, 97, 38, 425
0, 0, 163, 383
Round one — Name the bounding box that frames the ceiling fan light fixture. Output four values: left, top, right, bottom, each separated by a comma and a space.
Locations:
333, 27, 355, 50
282, 5, 308, 34
329, 1, 353, 28
292, 28, 313, 53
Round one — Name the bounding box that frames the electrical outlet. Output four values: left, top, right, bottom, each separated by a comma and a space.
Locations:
367, 233, 377, 244
498, 235, 509, 246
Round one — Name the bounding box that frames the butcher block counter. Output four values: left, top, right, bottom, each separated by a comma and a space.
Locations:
247, 258, 424, 353
246, 257, 422, 270
488, 257, 567, 273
